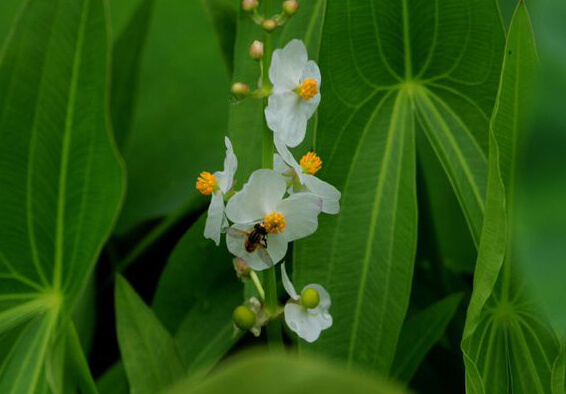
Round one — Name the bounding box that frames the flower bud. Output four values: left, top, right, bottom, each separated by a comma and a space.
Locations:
261, 19, 277, 33
249, 40, 264, 60
233, 258, 251, 278
241, 0, 258, 12
233, 305, 256, 330
301, 287, 320, 309
231, 82, 250, 98
282, 0, 299, 15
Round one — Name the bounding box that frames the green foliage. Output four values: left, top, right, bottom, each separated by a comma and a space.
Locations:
461, 3, 565, 392
392, 293, 463, 383
115, 275, 185, 394
165, 353, 408, 394
0, 0, 124, 391
294, 0, 504, 375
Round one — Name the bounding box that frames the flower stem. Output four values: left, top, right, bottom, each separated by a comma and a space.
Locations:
260, 5, 283, 348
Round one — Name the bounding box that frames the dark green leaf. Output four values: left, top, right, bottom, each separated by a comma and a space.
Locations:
113, 0, 230, 234
115, 275, 185, 394
391, 293, 463, 382
294, 0, 504, 375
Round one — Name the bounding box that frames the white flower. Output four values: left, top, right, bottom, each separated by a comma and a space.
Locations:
281, 263, 332, 343
265, 39, 321, 148
274, 137, 340, 215
225, 169, 322, 271
196, 137, 237, 245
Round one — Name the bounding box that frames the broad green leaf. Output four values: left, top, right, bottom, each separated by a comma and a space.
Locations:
516, 0, 566, 336
115, 275, 185, 394
153, 214, 242, 374
228, 0, 326, 182
114, 0, 230, 235
294, 0, 504, 375
391, 293, 463, 383
461, 4, 565, 393
0, 312, 57, 393
0, 0, 124, 390
0, 0, 21, 45
203, 0, 238, 75
165, 353, 408, 394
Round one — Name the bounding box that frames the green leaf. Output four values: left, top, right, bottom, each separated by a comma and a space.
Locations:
153, 214, 242, 374
203, 0, 238, 75
516, 0, 566, 337
113, 0, 230, 234
294, 0, 504, 375
0, 0, 124, 389
0, 0, 21, 45
165, 353, 408, 394
96, 363, 129, 394
461, 3, 565, 393
115, 275, 185, 394
391, 293, 463, 383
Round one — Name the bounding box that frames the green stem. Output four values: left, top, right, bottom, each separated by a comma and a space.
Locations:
260, 7, 282, 347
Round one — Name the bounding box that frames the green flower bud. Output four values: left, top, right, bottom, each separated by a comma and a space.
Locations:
241, 0, 259, 12
261, 19, 277, 33
232, 305, 256, 330
282, 0, 299, 15
231, 82, 250, 99
301, 287, 320, 309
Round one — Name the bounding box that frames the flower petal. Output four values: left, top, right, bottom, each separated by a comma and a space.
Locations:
226, 224, 266, 271
215, 136, 238, 193
301, 60, 321, 86
265, 92, 307, 148
269, 39, 308, 92
284, 303, 322, 343
273, 153, 292, 176
300, 91, 321, 120
226, 169, 286, 224
266, 233, 288, 266
281, 262, 299, 300
203, 192, 225, 246
277, 193, 321, 242
274, 137, 303, 183
303, 174, 341, 214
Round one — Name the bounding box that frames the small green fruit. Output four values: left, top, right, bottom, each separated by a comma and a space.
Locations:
301, 287, 320, 309
232, 305, 256, 330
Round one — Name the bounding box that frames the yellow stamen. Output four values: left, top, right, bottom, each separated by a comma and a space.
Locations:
300, 152, 322, 175
196, 172, 217, 195
296, 78, 318, 100
263, 212, 286, 234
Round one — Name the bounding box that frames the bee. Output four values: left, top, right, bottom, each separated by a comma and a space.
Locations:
227, 223, 274, 267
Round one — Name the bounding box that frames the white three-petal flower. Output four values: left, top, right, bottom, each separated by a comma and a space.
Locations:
274, 138, 340, 215
225, 170, 322, 271
204, 137, 237, 245
265, 39, 321, 148
281, 263, 332, 343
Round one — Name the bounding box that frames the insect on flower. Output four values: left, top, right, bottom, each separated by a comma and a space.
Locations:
227, 224, 274, 267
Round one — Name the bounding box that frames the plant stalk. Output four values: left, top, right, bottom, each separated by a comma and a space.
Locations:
260, 5, 283, 348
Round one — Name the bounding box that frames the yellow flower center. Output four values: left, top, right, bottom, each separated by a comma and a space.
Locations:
263, 212, 286, 234
196, 172, 217, 195
296, 78, 318, 100
300, 152, 322, 175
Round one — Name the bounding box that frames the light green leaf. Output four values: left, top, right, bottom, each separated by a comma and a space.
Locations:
113, 0, 230, 235
96, 363, 129, 394
294, 0, 504, 375
115, 275, 185, 394
165, 353, 408, 394
0, 0, 21, 45
461, 3, 565, 393
0, 0, 124, 390
391, 293, 463, 383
